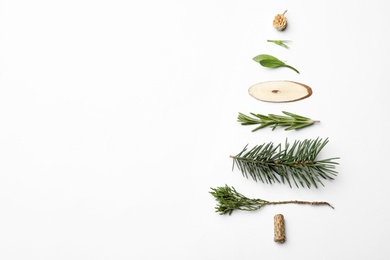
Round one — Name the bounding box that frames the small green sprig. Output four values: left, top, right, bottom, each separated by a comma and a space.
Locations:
210, 185, 334, 215
253, 54, 299, 74
238, 111, 319, 132
267, 39, 291, 49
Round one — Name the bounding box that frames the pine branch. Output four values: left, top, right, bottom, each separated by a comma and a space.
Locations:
238, 111, 319, 132
210, 185, 334, 215
230, 137, 339, 188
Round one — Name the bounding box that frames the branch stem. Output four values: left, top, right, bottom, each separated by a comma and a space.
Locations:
266, 200, 334, 209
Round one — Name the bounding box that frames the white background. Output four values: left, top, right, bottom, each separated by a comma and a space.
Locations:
1, 0, 389, 259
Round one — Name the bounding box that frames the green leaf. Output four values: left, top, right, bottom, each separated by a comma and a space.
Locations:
252, 54, 277, 63
284, 65, 300, 74
252, 54, 299, 74
259, 59, 285, 68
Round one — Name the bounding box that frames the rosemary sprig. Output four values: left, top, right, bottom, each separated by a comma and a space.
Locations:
210, 185, 334, 215
267, 39, 291, 49
230, 137, 339, 188
238, 111, 319, 132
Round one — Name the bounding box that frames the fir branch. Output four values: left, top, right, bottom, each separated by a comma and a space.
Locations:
238, 111, 319, 132
210, 185, 334, 215
230, 137, 339, 188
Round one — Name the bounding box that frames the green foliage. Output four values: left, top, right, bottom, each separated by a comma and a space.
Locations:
238, 111, 318, 132
253, 54, 299, 73
231, 138, 339, 188
267, 39, 291, 49
210, 185, 334, 215
210, 185, 267, 215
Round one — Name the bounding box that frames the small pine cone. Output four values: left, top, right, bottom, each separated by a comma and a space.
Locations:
273, 10, 288, 31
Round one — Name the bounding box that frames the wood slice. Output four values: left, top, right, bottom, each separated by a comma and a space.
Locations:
248, 80, 312, 103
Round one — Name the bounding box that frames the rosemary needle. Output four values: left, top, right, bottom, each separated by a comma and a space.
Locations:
267, 39, 291, 49
238, 111, 319, 132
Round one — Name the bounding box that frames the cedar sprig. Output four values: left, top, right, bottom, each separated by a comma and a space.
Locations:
238, 111, 319, 132
230, 137, 339, 188
210, 185, 334, 215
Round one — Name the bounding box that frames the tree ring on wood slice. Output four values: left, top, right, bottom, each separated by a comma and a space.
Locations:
248, 80, 312, 103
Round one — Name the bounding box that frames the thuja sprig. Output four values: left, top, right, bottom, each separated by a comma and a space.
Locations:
210, 185, 334, 215
238, 111, 319, 132
267, 39, 291, 49
230, 137, 339, 188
